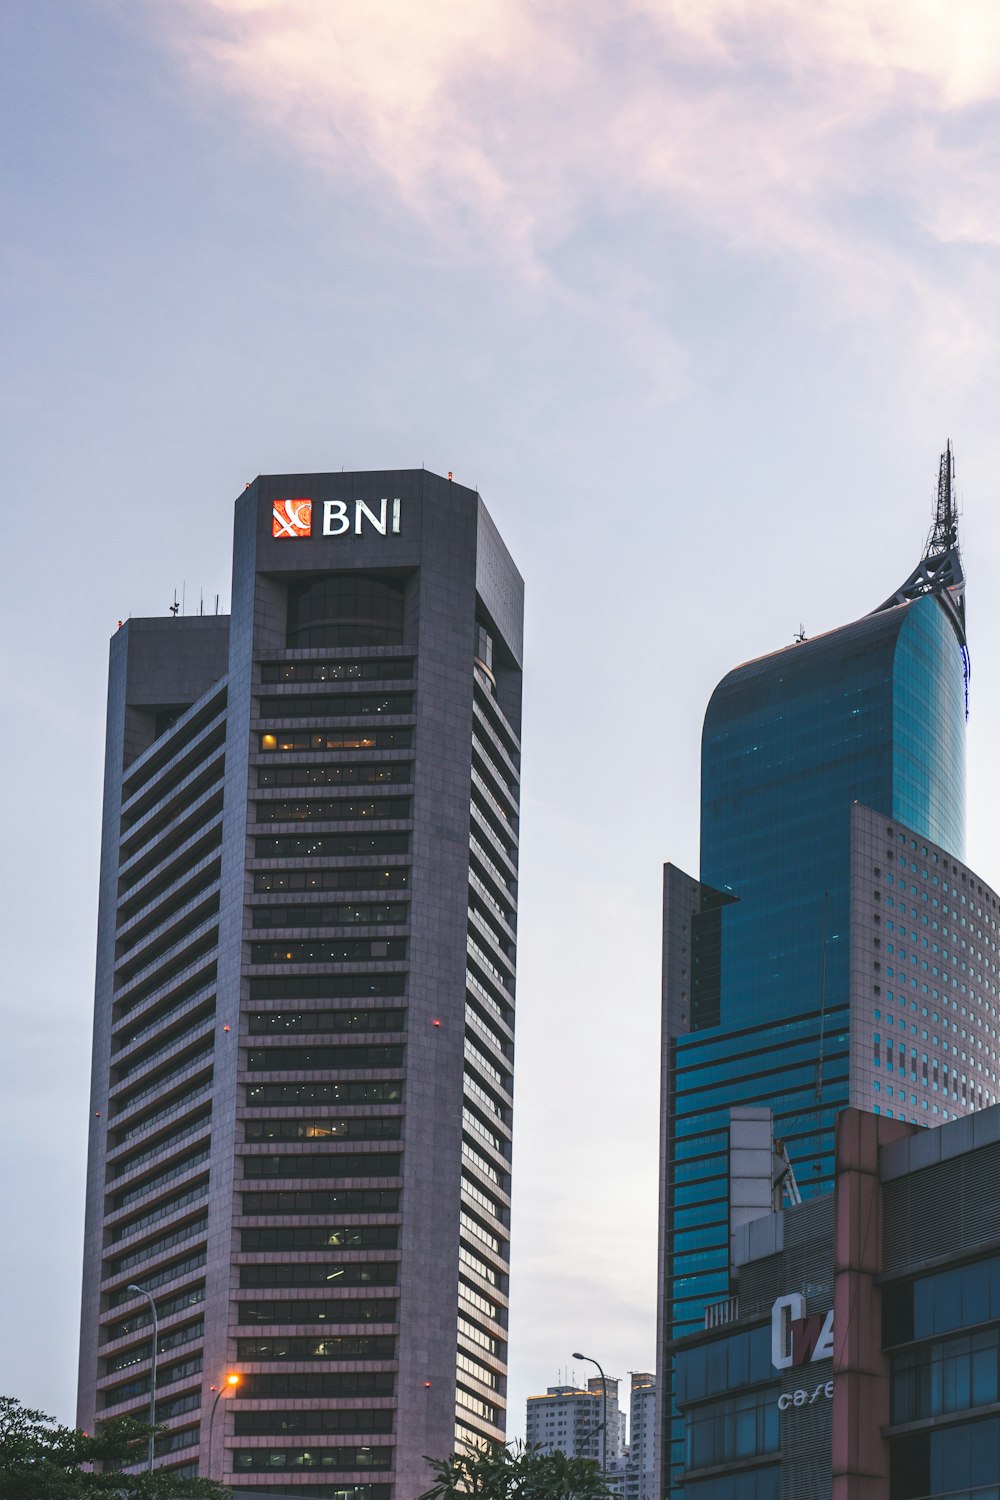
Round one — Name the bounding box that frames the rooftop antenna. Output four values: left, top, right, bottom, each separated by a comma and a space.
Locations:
169, 590, 179, 617
794, 623, 807, 643
215, 594, 220, 615
872, 442, 967, 713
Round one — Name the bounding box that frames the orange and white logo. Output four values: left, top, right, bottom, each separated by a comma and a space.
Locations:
272, 498, 312, 539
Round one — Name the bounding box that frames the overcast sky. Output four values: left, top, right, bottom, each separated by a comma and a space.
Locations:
5, 0, 1000, 1442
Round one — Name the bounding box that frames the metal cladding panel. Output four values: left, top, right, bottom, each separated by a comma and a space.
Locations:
882, 1140, 1000, 1273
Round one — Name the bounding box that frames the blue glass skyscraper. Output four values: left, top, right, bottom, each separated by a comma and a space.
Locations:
655, 448, 1000, 1496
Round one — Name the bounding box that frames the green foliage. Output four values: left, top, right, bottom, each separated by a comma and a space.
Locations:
418, 1440, 613, 1499
0, 1396, 228, 1499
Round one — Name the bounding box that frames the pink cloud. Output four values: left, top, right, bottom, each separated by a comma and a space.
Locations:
155, 0, 1000, 372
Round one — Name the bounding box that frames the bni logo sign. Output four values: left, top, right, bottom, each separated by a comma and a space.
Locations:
272, 498, 313, 539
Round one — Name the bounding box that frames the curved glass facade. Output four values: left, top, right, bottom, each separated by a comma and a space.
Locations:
699, 594, 965, 1036
662, 590, 968, 1493
892, 596, 966, 860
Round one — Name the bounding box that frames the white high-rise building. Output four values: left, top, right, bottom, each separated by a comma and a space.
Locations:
525, 1376, 623, 1468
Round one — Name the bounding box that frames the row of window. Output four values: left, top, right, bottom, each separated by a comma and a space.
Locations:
242, 1152, 401, 1179
259, 694, 412, 719
260, 660, 413, 684
252, 904, 407, 929
234, 1408, 394, 1435
260, 730, 411, 753
232, 1447, 392, 1472
884, 1254, 1000, 1344
246, 1045, 404, 1072
241, 1226, 399, 1252
685, 1388, 778, 1470
236, 1336, 395, 1361
254, 799, 410, 825
249, 976, 406, 1001
246, 1081, 403, 1106
248, 1008, 404, 1035
238, 1300, 397, 1326
237, 1372, 394, 1398
240, 1266, 397, 1290
102, 1284, 204, 1343
241, 1188, 399, 1216
254, 869, 409, 894
245, 1119, 401, 1143
258, 765, 411, 789
892, 1325, 1000, 1422
255, 832, 409, 859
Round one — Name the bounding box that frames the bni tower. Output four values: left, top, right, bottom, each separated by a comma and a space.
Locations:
656, 447, 1000, 1495
78, 471, 523, 1500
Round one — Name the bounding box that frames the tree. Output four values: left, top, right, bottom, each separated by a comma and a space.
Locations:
418, 1441, 613, 1499
0, 1396, 229, 1499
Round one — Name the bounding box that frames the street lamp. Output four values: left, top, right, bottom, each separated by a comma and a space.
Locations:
573, 1351, 608, 1483
125, 1285, 158, 1473
207, 1373, 241, 1479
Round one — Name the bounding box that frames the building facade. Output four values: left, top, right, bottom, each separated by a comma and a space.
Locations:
670, 1104, 1000, 1500
78, 470, 523, 1499
657, 448, 1000, 1494
606, 1373, 657, 1500
525, 1377, 624, 1469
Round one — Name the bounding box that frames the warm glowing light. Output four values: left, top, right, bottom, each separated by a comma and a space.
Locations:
226, 1373, 241, 1387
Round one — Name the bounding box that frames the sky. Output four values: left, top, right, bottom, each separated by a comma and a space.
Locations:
5, 0, 1000, 1444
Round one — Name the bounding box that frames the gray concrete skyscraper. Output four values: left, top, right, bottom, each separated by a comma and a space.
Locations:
78, 471, 522, 1499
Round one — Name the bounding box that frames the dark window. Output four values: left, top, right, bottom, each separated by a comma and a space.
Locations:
246, 1045, 404, 1072
236, 1302, 396, 1327
246, 1081, 403, 1107
254, 868, 408, 894
254, 833, 409, 860
239, 1373, 394, 1399
252, 906, 406, 931
240, 1226, 399, 1252
241, 1188, 399, 1216
261, 659, 413, 684
235, 1336, 394, 1361
245, 1118, 401, 1142
242, 1152, 401, 1179
259, 694, 411, 720
259, 728, 411, 753
232, 1445, 393, 1471
234, 1409, 393, 1435
249, 938, 406, 964
891, 1415, 1000, 1499
248, 1008, 403, 1038
286, 575, 405, 649
685, 1389, 778, 1470
249, 976, 406, 1002
240, 1262, 398, 1289
254, 798, 410, 824
258, 765, 412, 789
891, 1326, 1000, 1423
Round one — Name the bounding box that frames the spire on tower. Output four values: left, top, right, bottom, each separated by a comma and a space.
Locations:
873, 440, 966, 655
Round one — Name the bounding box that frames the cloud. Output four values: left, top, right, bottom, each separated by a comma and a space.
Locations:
154, 0, 1000, 374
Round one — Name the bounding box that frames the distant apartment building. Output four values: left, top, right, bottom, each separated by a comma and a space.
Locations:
525, 1377, 623, 1468
607, 1374, 656, 1500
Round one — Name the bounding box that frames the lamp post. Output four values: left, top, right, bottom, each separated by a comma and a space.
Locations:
573, 1351, 608, 1484
207, 1373, 241, 1479
125, 1285, 158, 1473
